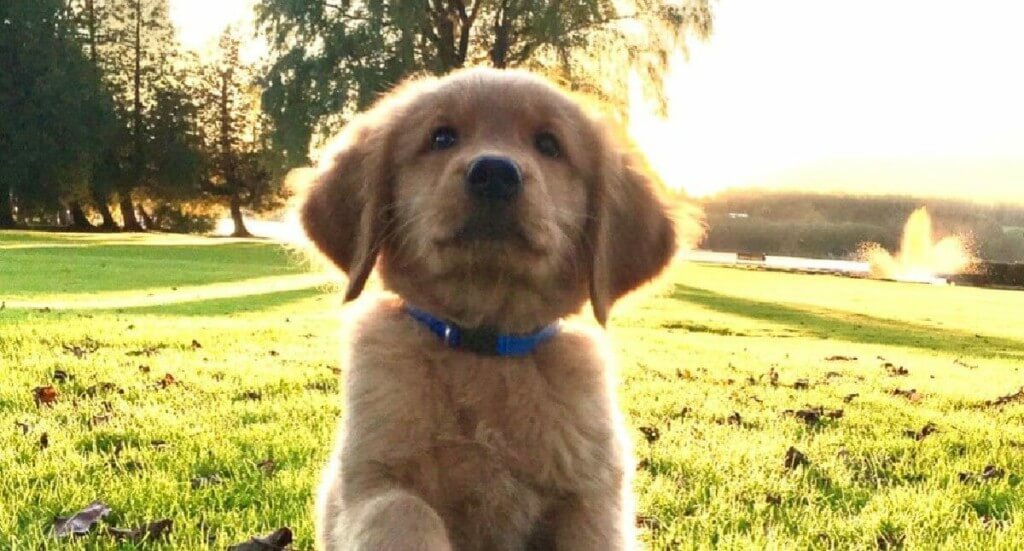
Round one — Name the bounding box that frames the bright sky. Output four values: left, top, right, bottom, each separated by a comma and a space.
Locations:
169, 0, 1024, 202
634, 0, 1024, 201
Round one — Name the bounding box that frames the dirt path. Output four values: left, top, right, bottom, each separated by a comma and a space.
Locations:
4, 273, 335, 310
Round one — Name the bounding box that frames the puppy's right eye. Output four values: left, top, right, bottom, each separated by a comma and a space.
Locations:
431, 127, 458, 151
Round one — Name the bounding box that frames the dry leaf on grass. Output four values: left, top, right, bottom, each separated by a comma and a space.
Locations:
884, 363, 909, 376
51, 501, 111, 538
191, 474, 224, 489
784, 447, 809, 470
635, 515, 661, 531
34, 386, 58, 407
257, 458, 276, 476
890, 388, 922, 403
638, 426, 660, 443
985, 387, 1024, 407
158, 373, 176, 389
903, 422, 937, 441
228, 527, 293, 550
959, 465, 1006, 483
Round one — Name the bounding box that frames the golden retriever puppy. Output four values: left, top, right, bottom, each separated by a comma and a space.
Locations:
302, 68, 677, 550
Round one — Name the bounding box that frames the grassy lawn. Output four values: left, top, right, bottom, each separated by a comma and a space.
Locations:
2, 231, 1023, 549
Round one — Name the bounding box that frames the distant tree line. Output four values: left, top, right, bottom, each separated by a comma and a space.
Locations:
700, 191, 1024, 263
1, 0, 283, 235
1, 0, 713, 234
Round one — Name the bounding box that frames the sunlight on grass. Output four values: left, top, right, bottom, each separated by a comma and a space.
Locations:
2, 232, 1023, 549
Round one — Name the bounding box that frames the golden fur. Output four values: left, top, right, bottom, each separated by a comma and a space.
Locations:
301, 68, 679, 550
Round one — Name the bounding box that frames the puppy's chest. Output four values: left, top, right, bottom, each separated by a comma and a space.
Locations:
426, 363, 584, 491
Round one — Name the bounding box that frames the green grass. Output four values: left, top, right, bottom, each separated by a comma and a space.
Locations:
2, 231, 1024, 549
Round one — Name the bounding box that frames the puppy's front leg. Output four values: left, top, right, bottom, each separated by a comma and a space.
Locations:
327, 489, 452, 551
550, 485, 635, 551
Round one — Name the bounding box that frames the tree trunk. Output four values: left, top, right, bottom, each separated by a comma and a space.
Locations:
69, 201, 94, 230
138, 203, 155, 230
0, 187, 16, 228
119, 193, 143, 231
95, 197, 118, 230
229, 194, 251, 237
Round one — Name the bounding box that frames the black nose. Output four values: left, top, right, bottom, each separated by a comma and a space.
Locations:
466, 156, 521, 201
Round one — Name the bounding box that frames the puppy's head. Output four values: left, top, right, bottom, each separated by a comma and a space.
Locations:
302, 68, 677, 330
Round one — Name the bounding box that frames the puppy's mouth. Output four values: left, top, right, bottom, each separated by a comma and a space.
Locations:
435, 213, 543, 254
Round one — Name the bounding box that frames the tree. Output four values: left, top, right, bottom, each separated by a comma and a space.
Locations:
0, 0, 115, 228
76, 0, 181, 230
256, 0, 713, 169
193, 30, 284, 237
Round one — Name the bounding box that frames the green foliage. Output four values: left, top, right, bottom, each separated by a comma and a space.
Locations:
3, 233, 1024, 549
255, 0, 713, 168
0, 0, 117, 224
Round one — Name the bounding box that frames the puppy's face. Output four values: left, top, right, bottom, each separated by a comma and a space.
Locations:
302, 69, 680, 330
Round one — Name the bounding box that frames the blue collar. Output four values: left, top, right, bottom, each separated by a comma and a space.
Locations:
404, 304, 559, 357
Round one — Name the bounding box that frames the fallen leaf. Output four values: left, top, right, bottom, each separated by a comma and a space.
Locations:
228, 527, 294, 550
787, 409, 820, 425
784, 446, 809, 470
982, 465, 1006, 480
890, 388, 922, 403
158, 373, 176, 389
52, 501, 111, 538
950, 356, 974, 368
884, 363, 909, 376
126, 345, 164, 357
638, 426, 660, 443
257, 458, 276, 476
34, 386, 58, 407
106, 519, 173, 542
903, 422, 937, 441
62, 338, 100, 359
191, 474, 223, 489
635, 515, 661, 531
825, 355, 857, 361
985, 387, 1024, 407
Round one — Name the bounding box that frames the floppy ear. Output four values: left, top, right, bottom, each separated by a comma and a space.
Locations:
588, 136, 677, 325
301, 120, 392, 302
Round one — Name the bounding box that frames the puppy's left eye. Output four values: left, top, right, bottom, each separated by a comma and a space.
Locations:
534, 132, 561, 158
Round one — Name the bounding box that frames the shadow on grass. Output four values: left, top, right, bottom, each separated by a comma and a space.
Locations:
107, 288, 327, 317
672, 284, 1024, 359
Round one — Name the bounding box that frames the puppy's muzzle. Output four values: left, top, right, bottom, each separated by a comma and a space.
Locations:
466, 155, 521, 202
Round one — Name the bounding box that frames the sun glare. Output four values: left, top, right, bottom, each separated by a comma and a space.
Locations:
626, 0, 1024, 201
169, 0, 265, 62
